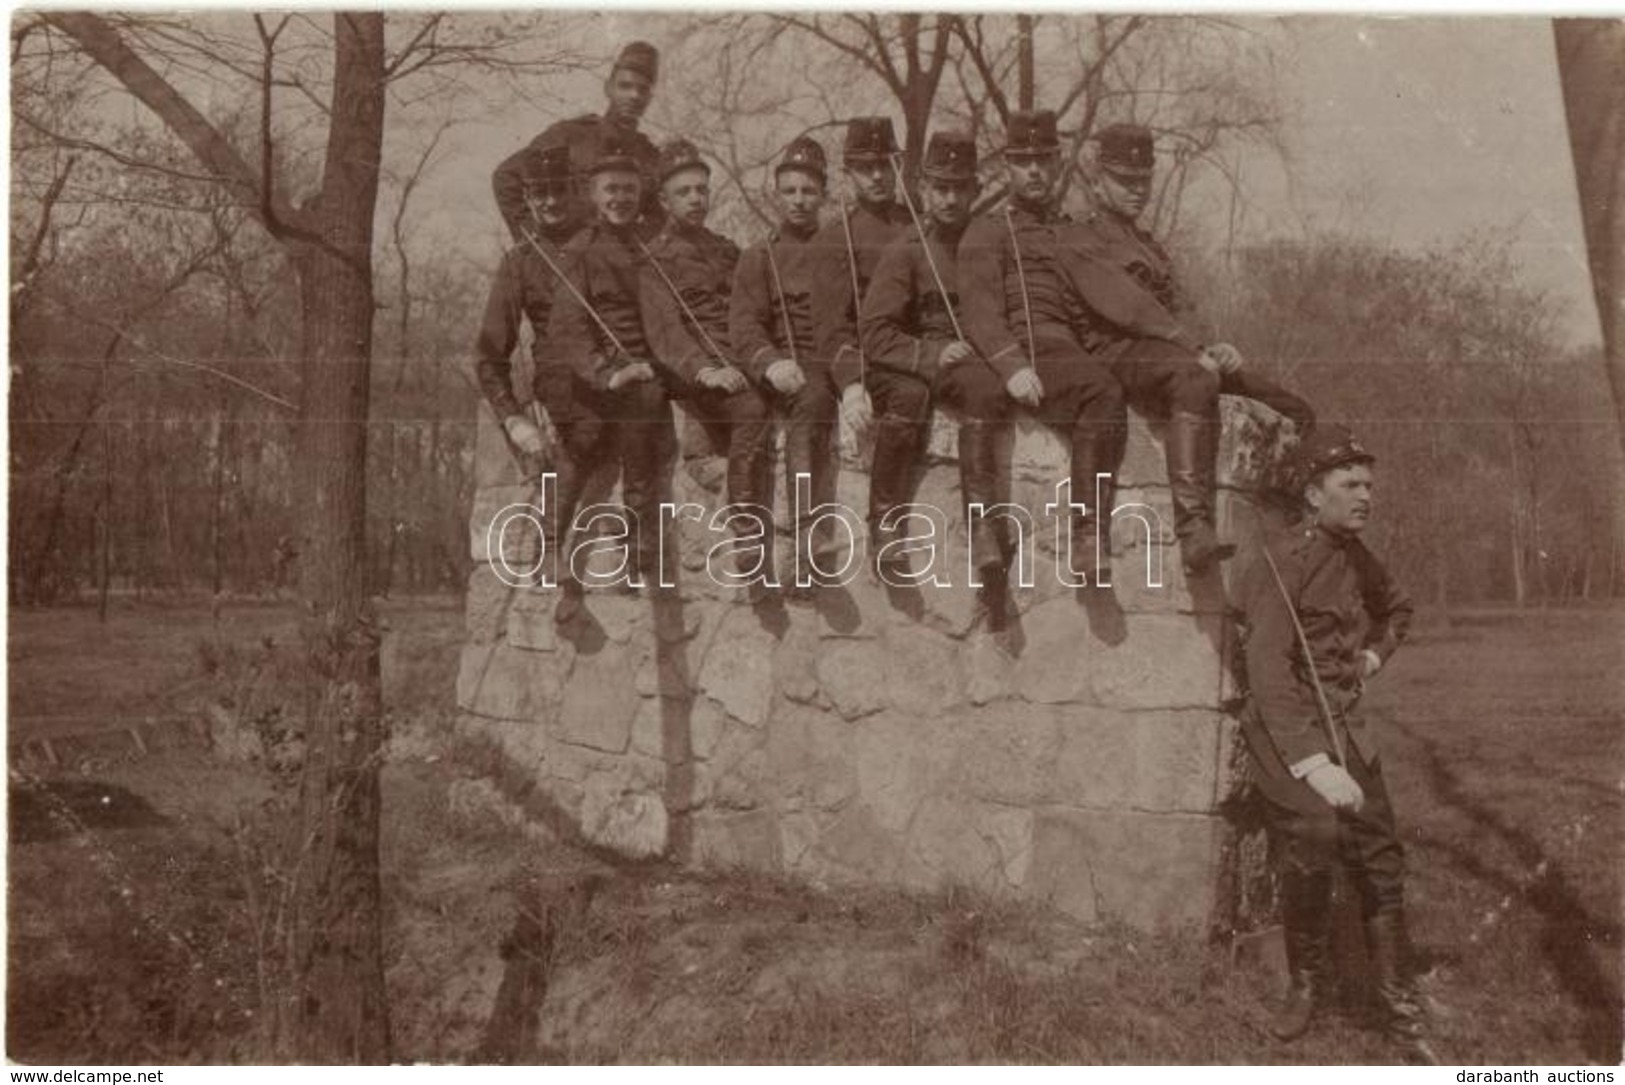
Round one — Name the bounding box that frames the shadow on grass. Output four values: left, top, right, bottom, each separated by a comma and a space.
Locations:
1391, 717, 1623, 1062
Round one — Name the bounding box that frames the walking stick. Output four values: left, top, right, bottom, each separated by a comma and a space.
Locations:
1002, 207, 1038, 373
519, 225, 630, 358
835, 190, 868, 384
635, 236, 731, 364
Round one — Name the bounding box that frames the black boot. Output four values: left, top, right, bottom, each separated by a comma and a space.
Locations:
1067, 417, 1124, 587
869, 414, 923, 579
1167, 410, 1235, 575
957, 420, 1009, 581
1366, 911, 1439, 1064
1271, 870, 1333, 1042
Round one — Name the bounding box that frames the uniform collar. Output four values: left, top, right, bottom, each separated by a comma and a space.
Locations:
1007, 199, 1059, 226
774, 219, 818, 243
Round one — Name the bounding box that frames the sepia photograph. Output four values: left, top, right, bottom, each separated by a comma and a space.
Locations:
6, 8, 1622, 1067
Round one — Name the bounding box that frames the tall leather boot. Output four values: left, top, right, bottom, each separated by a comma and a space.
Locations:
1167, 410, 1235, 575
869, 414, 923, 578
1069, 418, 1125, 585
958, 420, 1009, 579
1271, 869, 1334, 1041
1366, 911, 1439, 1064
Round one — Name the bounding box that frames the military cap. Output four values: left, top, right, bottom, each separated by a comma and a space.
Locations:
1295, 423, 1375, 486
776, 135, 828, 182
1096, 122, 1155, 179
1003, 109, 1060, 155
657, 138, 708, 184
613, 40, 659, 82
922, 130, 977, 182
522, 143, 573, 189
843, 116, 899, 164
588, 130, 643, 177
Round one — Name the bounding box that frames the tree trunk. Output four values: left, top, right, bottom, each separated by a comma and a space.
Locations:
281, 13, 391, 1064
1553, 19, 1625, 459
1017, 15, 1035, 112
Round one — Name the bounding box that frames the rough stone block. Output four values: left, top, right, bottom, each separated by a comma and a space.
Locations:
766, 706, 857, 813
696, 607, 777, 726
456, 642, 556, 722
559, 642, 639, 754
1049, 709, 1223, 814
505, 584, 559, 651
1027, 809, 1224, 929
465, 563, 516, 645
581, 789, 668, 859
815, 639, 888, 719
906, 798, 1035, 893
853, 711, 954, 835
945, 704, 1064, 806
469, 483, 543, 568
881, 629, 963, 716
1089, 612, 1225, 710
691, 808, 780, 870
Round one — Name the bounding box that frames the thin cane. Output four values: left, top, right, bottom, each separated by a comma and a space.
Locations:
763, 237, 799, 365
635, 236, 731, 363
835, 189, 868, 384
1002, 207, 1037, 372
889, 151, 966, 342
519, 224, 629, 358
1261, 545, 1349, 767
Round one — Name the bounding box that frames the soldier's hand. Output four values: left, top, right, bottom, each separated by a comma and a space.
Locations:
1359, 648, 1383, 681
608, 362, 656, 391
1199, 342, 1244, 376
938, 340, 976, 370
1306, 763, 1365, 812
765, 358, 806, 395
503, 415, 546, 457
697, 365, 747, 394
840, 384, 873, 442
1006, 367, 1044, 408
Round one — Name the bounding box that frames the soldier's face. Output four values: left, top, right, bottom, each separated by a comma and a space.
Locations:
923, 177, 977, 229
604, 68, 653, 125
774, 169, 825, 230
590, 169, 643, 227
523, 182, 573, 230
1096, 170, 1152, 220
660, 167, 711, 229
1307, 463, 1375, 535
845, 159, 895, 206
1005, 152, 1060, 204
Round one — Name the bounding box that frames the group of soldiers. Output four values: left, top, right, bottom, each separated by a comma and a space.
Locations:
472, 40, 1435, 1064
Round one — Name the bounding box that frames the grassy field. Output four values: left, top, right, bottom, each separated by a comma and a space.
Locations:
6, 596, 1621, 1064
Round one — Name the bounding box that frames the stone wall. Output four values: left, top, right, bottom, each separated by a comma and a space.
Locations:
455, 395, 1296, 931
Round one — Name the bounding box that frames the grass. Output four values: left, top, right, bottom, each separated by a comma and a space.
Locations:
6, 597, 1621, 1063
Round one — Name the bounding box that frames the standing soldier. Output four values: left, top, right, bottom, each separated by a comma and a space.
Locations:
959, 109, 1128, 593
546, 132, 675, 611
1233, 425, 1434, 1064
858, 130, 1015, 615
638, 138, 775, 594
471, 143, 591, 616
729, 136, 838, 599
814, 116, 914, 444
492, 40, 663, 239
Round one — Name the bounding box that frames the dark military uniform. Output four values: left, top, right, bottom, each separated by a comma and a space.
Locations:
1232, 425, 1431, 1059
492, 42, 664, 238
729, 214, 833, 581
959, 114, 1126, 580
639, 208, 774, 567
812, 117, 911, 393
546, 213, 675, 584
857, 130, 1012, 580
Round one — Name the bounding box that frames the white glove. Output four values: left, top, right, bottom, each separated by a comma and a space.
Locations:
503, 414, 545, 456
1306, 763, 1365, 812
1199, 342, 1244, 375
765, 358, 806, 395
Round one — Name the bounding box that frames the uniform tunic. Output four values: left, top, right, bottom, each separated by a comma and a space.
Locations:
812, 200, 911, 390
492, 114, 661, 239
1235, 522, 1415, 812
639, 222, 740, 383
472, 223, 578, 422
729, 222, 824, 384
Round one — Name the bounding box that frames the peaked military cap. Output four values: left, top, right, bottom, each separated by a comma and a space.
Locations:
843, 116, 899, 164
613, 40, 659, 82
1096, 122, 1155, 179
657, 138, 708, 183
1295, 423, 1376, 486
776, 135, 828, 182
588, 130, 643, 177
522, 143, 573, 189
1004, 109, 1060, 155
922, 130, 977, 182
